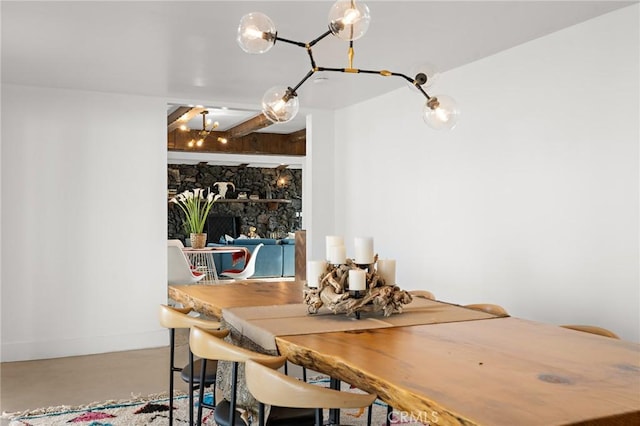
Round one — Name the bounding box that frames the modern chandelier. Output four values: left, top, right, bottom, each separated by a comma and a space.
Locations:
182, 110, 220, 147
237, 0, 459, 130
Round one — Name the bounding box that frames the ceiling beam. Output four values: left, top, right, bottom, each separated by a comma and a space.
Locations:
167, 107, 206, 132
167, 106, 192, 126
226, 113, 273, 139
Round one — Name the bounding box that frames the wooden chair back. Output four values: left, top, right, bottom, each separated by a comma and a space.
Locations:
464, 303, 509, 316
189, 325, 285, 368
560, 325, 620, 339
245, 359, 377, 410
158, 304, 226, 332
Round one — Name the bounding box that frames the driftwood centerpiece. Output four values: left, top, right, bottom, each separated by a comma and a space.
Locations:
304, 256, 412, 317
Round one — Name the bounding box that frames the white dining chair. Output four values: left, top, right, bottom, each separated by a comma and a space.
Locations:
167, 239, 185, 248
168, 244, 206, 285
220, 243, 264, 280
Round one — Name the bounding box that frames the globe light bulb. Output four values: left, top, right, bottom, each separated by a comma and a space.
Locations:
237, 12, 276, 54
343, 8, 361, 25
328, 0, 371, 41
423, 95, 460, 130
262, 86, 299, 123
406, 63, 440, 90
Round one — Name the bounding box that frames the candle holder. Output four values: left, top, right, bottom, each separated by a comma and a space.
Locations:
355, 263, 373, 273
303, 256, 413, 318
348, 289, 365, 320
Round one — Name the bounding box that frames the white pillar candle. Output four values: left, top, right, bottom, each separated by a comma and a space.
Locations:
354, 237, 374, 264
377, 259, 396, 285
348, 269, 367, 291
306, 260, 327, 288
325, 235, 344, 261
329, 245, 346, 264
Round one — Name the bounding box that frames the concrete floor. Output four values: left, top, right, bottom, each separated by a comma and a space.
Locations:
0, 326, 308, 425
0, 330, 189, 424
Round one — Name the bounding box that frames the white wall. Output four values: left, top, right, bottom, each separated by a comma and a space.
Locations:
305, 109, 337, 260
1, 85, 168, 361
335, 6, 639, 341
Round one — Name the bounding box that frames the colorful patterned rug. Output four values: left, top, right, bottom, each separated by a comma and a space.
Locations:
3, 378, 428, 425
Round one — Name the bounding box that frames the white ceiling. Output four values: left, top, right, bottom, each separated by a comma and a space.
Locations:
2, 1, 635, 135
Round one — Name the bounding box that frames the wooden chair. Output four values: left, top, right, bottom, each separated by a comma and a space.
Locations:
245, 359, 377, 426
464, 303, 509, 316
189, 325, 316, 426
560, 325, 620, 339
409, 290, 436, 300
220, 243, 264, 280
158, 305, 229, 426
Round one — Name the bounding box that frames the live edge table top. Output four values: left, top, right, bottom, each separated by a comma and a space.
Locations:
168, 282, 640, 425
276, 318, 640, 426
168, 280, 304, 319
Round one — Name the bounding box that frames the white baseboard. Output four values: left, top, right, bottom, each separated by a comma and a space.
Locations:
1, 329, 168, 362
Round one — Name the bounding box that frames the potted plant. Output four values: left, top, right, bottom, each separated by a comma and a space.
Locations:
170, 188, 220, 248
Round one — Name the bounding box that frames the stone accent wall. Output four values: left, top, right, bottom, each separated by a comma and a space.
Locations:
168, 164, 302, 242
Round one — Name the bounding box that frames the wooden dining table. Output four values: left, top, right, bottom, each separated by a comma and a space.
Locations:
169, 282, 640, 426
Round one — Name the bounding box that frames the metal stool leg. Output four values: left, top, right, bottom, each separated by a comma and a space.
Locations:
329, 378, 340, 425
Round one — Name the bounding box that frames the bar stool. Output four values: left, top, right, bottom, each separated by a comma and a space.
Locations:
409, 289, 436, 300
245, 359, 377, 426
158, 305, 229, 426
560, 324, 620, 339
189, 325, 316, 426
464, 303, 509, 316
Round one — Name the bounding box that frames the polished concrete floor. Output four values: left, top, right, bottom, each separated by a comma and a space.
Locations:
0, 330, 189, 424
0, 327, 308, 425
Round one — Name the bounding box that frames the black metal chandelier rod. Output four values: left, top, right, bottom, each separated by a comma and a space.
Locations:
276, 30, 431, 101
237, 3, 459, 129
274, 29, 333, 49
